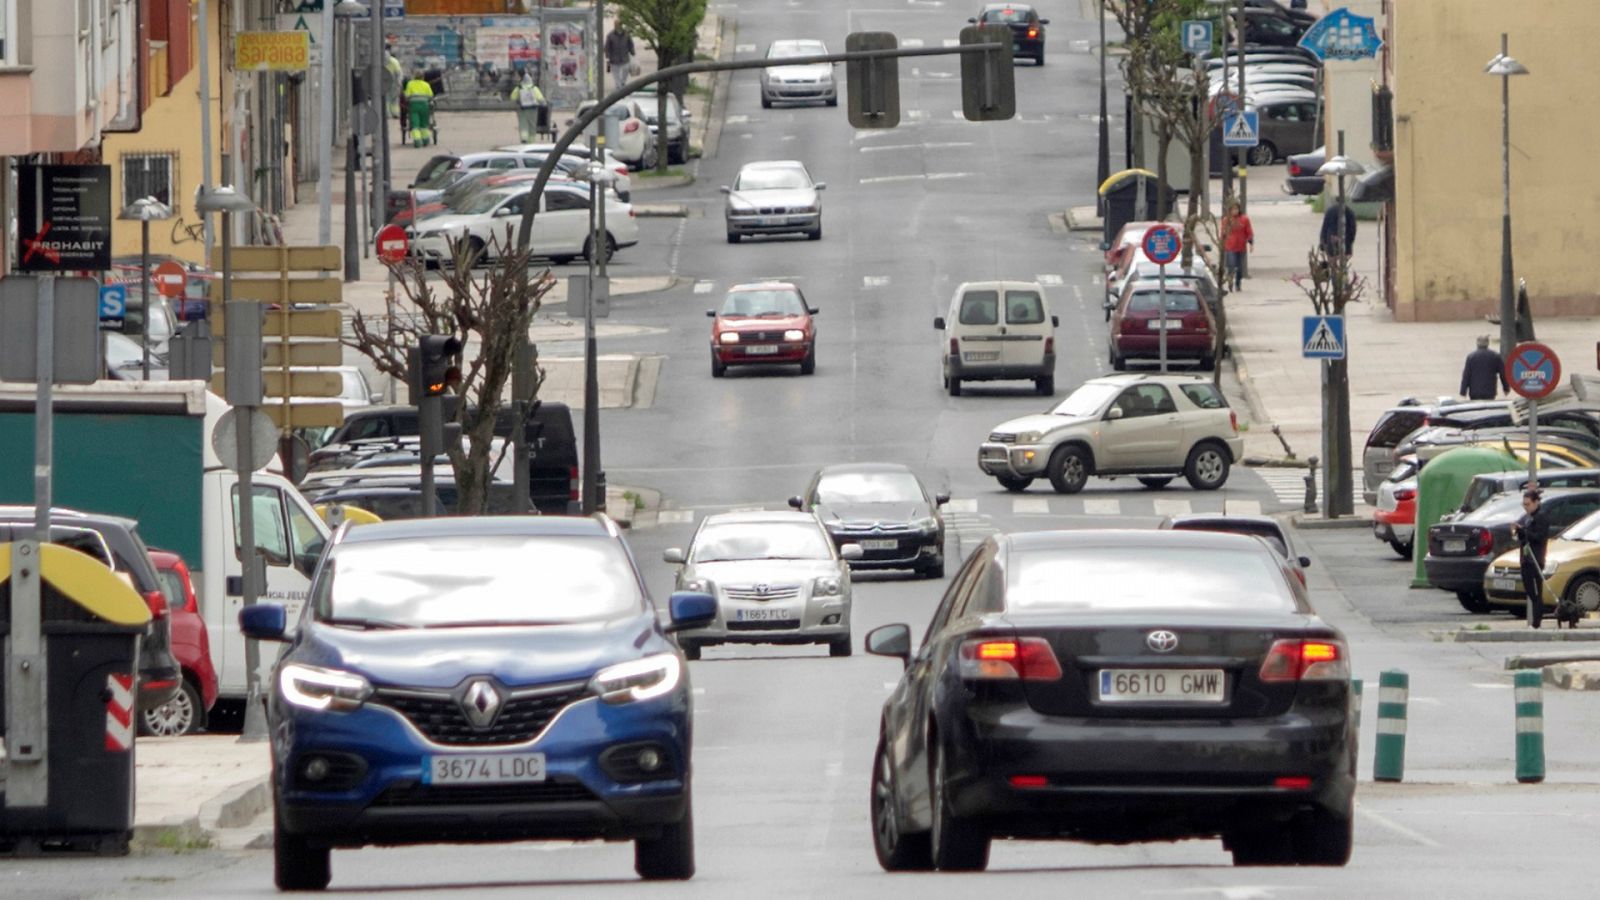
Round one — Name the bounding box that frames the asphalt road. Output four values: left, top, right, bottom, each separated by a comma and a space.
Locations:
15, 2, 1600, 898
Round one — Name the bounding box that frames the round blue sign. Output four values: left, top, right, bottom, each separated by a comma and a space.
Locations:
1142, 224, 1182, 265
1506, 341, 1561, 400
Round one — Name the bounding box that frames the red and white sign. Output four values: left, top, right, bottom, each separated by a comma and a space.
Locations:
153, 260, 188, 299
1142, 224, 1182, 265
1506, 341, 1562, 400
376, 223, 409, 266
105, 673, 135, 752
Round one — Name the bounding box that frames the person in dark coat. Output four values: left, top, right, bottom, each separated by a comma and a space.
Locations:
1512, 489, 1553, 628
1320, 201, 1356, 261
1459, 335, 1509, 400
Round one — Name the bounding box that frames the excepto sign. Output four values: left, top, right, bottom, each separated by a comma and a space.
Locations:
1142, 224, 1181, 265
376, 224, 409, 265
235, 31, 310, 71
17, 164, 113, 272
1507, 341, 1561, 400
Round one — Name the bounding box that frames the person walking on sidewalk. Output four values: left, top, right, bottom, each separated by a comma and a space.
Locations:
403, 70, 435, 148
1512, 488, 1553, 629
605, 25, 636, 94
1221, 202, 1253, 292
1320, 200, 1357, 262
512, 72, 547, 143
1459, 335, 1510, 400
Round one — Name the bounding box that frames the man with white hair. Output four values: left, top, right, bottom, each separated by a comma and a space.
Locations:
1459, 335, 1508, 400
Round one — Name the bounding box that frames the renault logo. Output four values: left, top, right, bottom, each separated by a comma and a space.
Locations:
459, 679, 504, 730
1146, 630, 1179, 653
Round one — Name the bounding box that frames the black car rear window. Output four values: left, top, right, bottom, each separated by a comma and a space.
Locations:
1008, 547, 1295, 613
1169, 522, 1288, 558
982, 7, 1031, 23
1366, 410, 1426, 449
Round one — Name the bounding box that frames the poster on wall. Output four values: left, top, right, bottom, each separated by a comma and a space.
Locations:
540, 11, 590, 109
388, 15, 543, 106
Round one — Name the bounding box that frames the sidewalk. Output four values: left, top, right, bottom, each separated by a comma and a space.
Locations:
132, 735, 270, 850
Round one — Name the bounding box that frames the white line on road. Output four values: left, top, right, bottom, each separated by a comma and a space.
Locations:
658, 509, 696, 524
863, 275, 892, 288
735, 43, 755, 54
1473, 682, 1513, 689
902, 38, 925, 48
725, 114, 751, 125
1082, 498, 1121, 516
945, 498, 978, 513
1152, 498, 1193, 517
1224, 499, 1262, 516
1013, 497, 1051, 515
906, 109, 927, 120
943, 38, 960, 47
1036, 274, 1064, 286
1357, 804, 1442, 848
859, 174, 926, 184
883, 682, 899, 690
692, 280, 714, 294
860, 141, 975, 153
926, 171, 972, 180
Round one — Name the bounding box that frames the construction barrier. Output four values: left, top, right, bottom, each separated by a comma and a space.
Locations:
1373, 670, 1407, 782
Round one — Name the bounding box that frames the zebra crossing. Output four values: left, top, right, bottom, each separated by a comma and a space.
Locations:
1253, 468, 1365, 506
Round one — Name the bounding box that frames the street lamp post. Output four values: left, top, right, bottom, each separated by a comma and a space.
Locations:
1485, 35, 1529, 357
1317, 140, 1366, 520
336, 1, 365, 281
580, 162, 616, 516
1096, 0, 1109, 215
117, 197, 175, 381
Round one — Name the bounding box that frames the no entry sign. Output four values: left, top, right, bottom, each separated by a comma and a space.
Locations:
1506, 341, 1561, 400
375, 224, 409, 266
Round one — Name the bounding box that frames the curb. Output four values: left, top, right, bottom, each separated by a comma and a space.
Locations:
1544, 661, 1600, 691
1506, 650, 1600, 670
630, 175, 695, 192
132, 775, 268, 853
1449, 628, 1600, 644
633, 203, 690, 217
1288, 512, 1370, 531
1064, 205, 1103, 233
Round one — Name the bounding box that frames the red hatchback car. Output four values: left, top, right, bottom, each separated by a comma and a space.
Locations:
708, 282, 818, 377
145, 550, 219, 736
1108, 281, 1217, 371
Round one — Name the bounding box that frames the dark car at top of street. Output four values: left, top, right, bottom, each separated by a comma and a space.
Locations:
248, 515, 717, 890
1248, 94, 1320, 165
1283, 146, 1326, 195
969, 4, 1049, 65
707, 282, 818, 377
1424, 487, 1600, 613
789, 463, 949, 579
145, 549, 220, 736
1228, 7, 1311, 47
1108, 283, 1218, 371
866, 529, 1354, 872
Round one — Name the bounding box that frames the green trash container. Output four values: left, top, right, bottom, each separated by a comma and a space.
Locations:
0, 543, 149, 854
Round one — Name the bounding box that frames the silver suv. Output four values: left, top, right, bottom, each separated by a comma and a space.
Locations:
979, 373, 1244, 493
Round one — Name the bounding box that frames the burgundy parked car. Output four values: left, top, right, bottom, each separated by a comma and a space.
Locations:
145, 550, 220, 736
1108, 282, 1217, 371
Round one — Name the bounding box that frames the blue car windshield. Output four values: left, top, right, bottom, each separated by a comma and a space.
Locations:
313, 535, 643, 627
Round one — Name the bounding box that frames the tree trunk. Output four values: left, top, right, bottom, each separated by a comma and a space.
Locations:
1155, 126, 1172, 220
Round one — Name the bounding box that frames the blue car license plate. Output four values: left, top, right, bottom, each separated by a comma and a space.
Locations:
424, 752, 546, 785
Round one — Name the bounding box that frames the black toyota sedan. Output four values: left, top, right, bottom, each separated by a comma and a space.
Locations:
789, 463, 948, 578
865, 529, 1354, 871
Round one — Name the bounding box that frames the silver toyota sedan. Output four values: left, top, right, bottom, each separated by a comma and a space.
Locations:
664, 510, 861, 659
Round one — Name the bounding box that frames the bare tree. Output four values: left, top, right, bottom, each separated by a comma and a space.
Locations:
612, 0, 708, 171
347, 233, 555, 514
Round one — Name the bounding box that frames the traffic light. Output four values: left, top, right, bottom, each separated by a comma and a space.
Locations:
960, 25, 1015, 122
845, 32, 900, 129
407, 334, 462, 404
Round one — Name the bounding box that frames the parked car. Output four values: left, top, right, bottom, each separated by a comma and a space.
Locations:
969, 3, 1049, 65
760, 39, 837, 107
707, 281, 818, 377
722, 160, 825, 242
1161, 513, 1312, 585
144, 550, 220, 736
1284, 146, 1326, 195
0, 508, 182, 713
1102, 220, 1164, 276
1451, 468, 1600, 524
1424, 487, 1600, 612
249, 515, 712, 889
1362, 398, 1503, 503
408, 183, 638, 266
395, 165, 598, 227
1108, 282, 1217, 371
575, 98, 657, 169
866, 529, 1353, 872
1485, 509, 1600, 613
104, 331, 170, 381
1227, 7, 1311, 47
634, 87, 691, 164
788, 463, 949, 578
494, 143, 635, 201
664, 511, 860, 659
1249, 95, 1320, 165
306, 476, 528, 518
978, 373, 1243, 494
936, 281, 1058, 397
1203, 0, 1317, 28
1104, 258, 1219, 320
1372, 456, 1420, 558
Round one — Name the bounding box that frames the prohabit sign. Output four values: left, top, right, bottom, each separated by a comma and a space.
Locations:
17, 164, 113, 272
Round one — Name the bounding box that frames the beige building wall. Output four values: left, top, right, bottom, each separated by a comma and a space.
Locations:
1391, 0, 1600, 321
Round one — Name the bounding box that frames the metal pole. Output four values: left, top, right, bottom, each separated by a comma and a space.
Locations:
1529, 398, 1539, 490
231, 213, 267, 744
344, 129, 360, 281
198, 1, 215, 257
318, 2, 336, 245
419, 395, 438, 517
1497, 33, 1516, 359
583, 169, 601, 515
1234, 0, 1248, 277
1096, 1, 1109, 215
1158, 262, 1168, 372
140, 219, 152, 380
512, 337, 533, 514
372, 0, 388, 234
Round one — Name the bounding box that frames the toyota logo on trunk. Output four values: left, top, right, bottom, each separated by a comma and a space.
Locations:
1146, 630, 1179, 653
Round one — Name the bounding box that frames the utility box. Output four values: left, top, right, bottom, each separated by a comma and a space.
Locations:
1099, 169, 1177, 247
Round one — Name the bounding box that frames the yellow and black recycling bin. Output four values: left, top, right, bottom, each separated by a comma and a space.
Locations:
0, 542, 150, 854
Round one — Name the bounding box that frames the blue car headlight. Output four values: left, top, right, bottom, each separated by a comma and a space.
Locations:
589, 653, 682, 704
280, 663, 373, 712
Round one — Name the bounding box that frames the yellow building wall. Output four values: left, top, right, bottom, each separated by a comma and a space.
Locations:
1392, 0, 1600, 321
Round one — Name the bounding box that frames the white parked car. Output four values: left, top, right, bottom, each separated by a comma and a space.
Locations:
573, 99, 656, 170
760, 39, 837, 108
663, 510, 861, 659
409, 183, 639, 266
494, 142, 634, 202
935, 281, 1059, 397
722, 160, 825, 242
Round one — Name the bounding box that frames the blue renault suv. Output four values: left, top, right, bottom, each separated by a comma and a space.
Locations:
240, 515, 715, 891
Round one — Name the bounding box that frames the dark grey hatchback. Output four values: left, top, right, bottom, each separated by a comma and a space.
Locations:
866, 529, 1355, 871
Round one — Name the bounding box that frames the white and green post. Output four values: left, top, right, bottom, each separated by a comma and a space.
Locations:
1514, 670, 1545, 784
1374, 670, 1407, 782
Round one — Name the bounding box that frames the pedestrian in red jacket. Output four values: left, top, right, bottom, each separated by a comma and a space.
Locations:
1221, 201, 1253, 292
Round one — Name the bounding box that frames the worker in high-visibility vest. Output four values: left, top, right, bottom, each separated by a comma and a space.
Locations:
384, 52, 404, 120
403, 71, 435, 148
511, 71, 547, 143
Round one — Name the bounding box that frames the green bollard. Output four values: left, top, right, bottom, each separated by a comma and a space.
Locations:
1515, 670, 1545, 784
1374, 670, 1407, 782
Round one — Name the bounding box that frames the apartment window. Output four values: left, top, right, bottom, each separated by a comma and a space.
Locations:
0, 0, 13, 65
123, 152, 177, 210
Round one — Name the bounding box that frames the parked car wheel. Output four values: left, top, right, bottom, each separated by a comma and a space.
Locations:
1567, 574, 1600, 613
138, 678, 203, 737
680, 642, 701, 660
1248, 142, 1278, 166
996, 475, 1033, 493
1035, 375, 1054, 396
872, 737, 933, 871
930, 742, 989, 871
1456, 589, 1491, 614
921, 553, 945, 579
1387, 536, 1413, 558
1289, 807, 1353, 866
1110, 347, 1127, 371
829, 637, 853, 658
583, 233, 618, 263
274, 814, 331, 891
947, 376, 961, 397
1047, 445, 1091, 494
635, 791, 695, 880
1184, 442, 1231, 490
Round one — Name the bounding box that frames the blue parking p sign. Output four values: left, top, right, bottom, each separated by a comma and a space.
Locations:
98, 283, 126, 324
1181, 20, 1213, 56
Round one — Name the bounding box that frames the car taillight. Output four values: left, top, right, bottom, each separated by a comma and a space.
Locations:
1229, 410, 1239, 432
1476, 528, 1495, 556
143, 589, 169, 620
958, 637, 1062, 681
623, 120, 640, 133
1394, 487, 1416, 502
949, 337, 959, 355
1044, 336, 1054, 354
613, 165, 628, 176
570, 466, 581, 502
1288, 161, 1303, 176
1258, 639, 1347, 682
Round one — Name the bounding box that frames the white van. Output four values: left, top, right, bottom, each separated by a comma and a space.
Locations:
934, 281, 1059, 397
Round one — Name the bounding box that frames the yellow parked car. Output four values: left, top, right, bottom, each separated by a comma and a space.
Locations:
1484, 509, 1600, 613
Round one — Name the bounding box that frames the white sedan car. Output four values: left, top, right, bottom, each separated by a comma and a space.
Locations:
760, 39, 837, 108
409, 183, 639, 266
723, 160, 826, 242
573, 99, 656, 170
664, 511, 861, 659
495, 142, 634, 201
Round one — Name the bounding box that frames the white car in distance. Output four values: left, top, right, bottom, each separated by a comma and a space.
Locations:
409, 184, 639, 266
760, 39, 837, 108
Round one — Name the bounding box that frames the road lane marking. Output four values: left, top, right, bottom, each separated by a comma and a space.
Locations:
1013, 497, 1050, 515
1357, 804, 1442, 848
946, 498, 978, 512
1224, 499, 1262, 516
860, 174, 927, 184
906, 109, 927, 120
902, 38, 925, 48
860, 141, 975, 153
926, 172, 971, 180
863, 275, 891, 288
693, 280, 714, 294
1473, 682, 1513, 689
725, 114, 751, 125
1152, 498, 1192, 517
735, 43, 755, 54
1036, 274, 1064, 286
943, 38, 960, 47
1083, 498, 1121, 516
658, 509, 696, 524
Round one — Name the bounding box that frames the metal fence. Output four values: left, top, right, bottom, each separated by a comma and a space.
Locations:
388, 9, 593, 111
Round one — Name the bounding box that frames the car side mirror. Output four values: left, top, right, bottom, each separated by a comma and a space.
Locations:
1051, 315, 1059, 327
719, 186, 731, 194
369, 393, 383, 405
814, 182, 827, 190
663, 547, 686, 564
493, 207, 513, 217
1299, 556, 1312, 568
706, 309, 717, 318
682, 110, 692, 120
666, 591, 717, 633
239, 603, 288, 642
840, 543, 865, 561
808, 307, 820, 315
1099, 240, 1111, 251
787, 496, 804, 510
1106, 406, 1125, 421
966, 16, 977, 23
934, 317, 946, 330
935, 492, 950, 505
1039, 17, 1050, 24
866, 623, 913, 667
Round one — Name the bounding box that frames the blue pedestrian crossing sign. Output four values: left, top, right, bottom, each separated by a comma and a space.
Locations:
1302, 315, 1346, 359
1222, 111, 1260, 148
